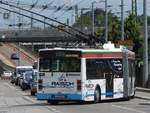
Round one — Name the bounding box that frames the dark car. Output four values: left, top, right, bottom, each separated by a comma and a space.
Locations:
14, 66, 33, 86
30, 70, 38, 95
20, 71, 33, 90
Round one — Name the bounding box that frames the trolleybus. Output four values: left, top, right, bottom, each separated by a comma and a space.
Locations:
37, 42, 135, 104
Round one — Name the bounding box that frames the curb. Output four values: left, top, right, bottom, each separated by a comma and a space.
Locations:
135, 95, 150, 101
136, 87, 150, 93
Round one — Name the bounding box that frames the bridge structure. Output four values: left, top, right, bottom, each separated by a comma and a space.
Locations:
0, 28, 80, 42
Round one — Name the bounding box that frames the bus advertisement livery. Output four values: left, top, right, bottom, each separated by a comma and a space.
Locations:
37, 42, 135, 104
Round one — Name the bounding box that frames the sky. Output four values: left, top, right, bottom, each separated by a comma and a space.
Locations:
0, 0, 149, 29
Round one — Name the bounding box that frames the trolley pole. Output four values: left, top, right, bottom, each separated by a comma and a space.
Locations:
143, 0, 148, 87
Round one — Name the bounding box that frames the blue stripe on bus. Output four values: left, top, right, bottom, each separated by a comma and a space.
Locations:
37, 93, 83, 100
37, 92, 124, 100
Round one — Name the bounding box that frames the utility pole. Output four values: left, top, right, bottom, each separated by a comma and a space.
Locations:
121, 0, 124, 41
143, 0, 148, 87
44, 17, 46, 29
75, 5, 78, 22
105, 0, 108, 42
17, 1, 20, 66
131, 0, 137, 16
31, 13, 33, 29
92, 2, 95, 35
135, 0, 137, 16
80, 9, 83, 32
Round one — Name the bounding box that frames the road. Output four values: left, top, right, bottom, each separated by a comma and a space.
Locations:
0, 80, 150, 113
0, 43, 35, 67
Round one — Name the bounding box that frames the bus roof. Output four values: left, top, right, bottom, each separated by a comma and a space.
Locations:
39, 42, 132, 53
39, 42, 135, 59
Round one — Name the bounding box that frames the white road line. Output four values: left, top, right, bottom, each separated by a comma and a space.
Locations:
112, 105, 147, 113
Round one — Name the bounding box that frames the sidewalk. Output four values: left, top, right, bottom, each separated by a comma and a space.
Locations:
135, 87, 150, 100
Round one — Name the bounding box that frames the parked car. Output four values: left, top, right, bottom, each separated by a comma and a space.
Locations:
10, 73, 16, 84
1, 71, 12, 80
20, 71, 33, 90
30, 70, 38, 95
14, 66, 33, 85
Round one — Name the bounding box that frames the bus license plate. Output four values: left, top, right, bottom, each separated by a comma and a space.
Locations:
54, 95, 66, 99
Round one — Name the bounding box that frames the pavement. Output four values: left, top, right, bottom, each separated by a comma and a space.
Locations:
135, 87, 150, 100
1, 80, 150, 113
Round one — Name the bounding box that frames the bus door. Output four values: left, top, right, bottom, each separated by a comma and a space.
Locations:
104, 59, 122, 98
105, 73, 114, 97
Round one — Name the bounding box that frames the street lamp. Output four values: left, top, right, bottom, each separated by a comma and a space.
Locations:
143, 0, 148, 87
105, 0, 108, 42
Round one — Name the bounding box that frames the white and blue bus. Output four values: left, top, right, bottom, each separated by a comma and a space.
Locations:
37, 42, 135, 104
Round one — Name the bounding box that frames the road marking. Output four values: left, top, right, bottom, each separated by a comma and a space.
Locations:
23, 95, 63, 113
46, 107, 63, 113
4, 82, 63, 113
112, 105, 147, 113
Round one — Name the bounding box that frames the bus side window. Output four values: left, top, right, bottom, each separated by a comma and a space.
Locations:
86, 59, 105, 80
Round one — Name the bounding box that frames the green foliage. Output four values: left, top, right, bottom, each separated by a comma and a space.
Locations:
109, 19, 121, 42
124, 13, 141, 40
74, 9, 144, 62
124, 13, 143, 61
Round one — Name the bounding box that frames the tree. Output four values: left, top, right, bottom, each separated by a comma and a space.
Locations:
109, 18, 121, 43
124, 13, 143, 60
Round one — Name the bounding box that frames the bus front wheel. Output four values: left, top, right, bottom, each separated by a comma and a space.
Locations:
94, 88, 101, 103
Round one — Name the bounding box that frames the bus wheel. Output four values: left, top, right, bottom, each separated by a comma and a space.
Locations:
31, 91, 35, 96
48, 100, 58, 105
94, 88, 101, 103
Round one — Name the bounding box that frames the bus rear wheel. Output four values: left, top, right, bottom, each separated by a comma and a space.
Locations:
94, 88, 101, 103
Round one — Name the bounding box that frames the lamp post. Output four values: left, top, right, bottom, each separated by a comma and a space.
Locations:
105, 0, 108, 42
92, 2, 95, 35
143, 0, 148, 87
121, 0, 124, 41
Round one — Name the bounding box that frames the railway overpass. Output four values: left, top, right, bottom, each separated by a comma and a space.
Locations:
0, 28, 80, 42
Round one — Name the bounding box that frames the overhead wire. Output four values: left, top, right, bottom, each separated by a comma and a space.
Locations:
30, 0, 39, 10
40, 0, 55, 12
0, 1, 89, 37
0, 5, 79, 39
55, 0, 90, 20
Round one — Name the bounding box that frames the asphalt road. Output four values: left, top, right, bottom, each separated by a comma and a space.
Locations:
0, 43, 33, 66
0, 80, 150, 113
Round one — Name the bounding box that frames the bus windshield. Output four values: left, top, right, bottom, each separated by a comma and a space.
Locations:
39, 50, 81, 72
